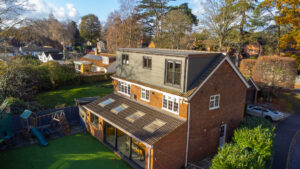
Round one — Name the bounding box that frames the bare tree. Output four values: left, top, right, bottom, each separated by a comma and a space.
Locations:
200, 0, 237, 51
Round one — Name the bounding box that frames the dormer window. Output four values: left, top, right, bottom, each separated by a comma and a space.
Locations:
143, 56, 152, 69
122, 54, 129, 65
165, 60, 181, 86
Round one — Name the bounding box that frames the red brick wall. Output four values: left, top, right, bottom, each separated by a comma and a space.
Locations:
85, 110, 105, 142
152, 123, 187, 169
187, 61, 247, 162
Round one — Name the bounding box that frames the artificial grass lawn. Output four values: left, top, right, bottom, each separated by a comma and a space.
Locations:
35, 81, 113, 108
0, 132, 132, 169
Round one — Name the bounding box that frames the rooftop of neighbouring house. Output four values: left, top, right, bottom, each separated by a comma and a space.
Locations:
117, 48, 223, 57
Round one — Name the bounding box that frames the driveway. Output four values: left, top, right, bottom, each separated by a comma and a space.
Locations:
290, 135, 300, 169
272, 92, 300, 169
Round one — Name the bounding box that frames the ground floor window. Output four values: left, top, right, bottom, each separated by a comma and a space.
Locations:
105, 123, 116, 147
131, 138, 146, 168
104, 122, 146, 168
117, 129, 130, 158
90, 113, 98, 127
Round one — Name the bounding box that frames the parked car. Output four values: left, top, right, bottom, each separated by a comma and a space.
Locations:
247, 105, 285, 121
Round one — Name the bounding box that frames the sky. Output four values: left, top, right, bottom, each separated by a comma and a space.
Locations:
24, 0, 204, 24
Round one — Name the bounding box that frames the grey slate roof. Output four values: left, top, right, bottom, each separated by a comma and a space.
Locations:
83, 54, 102, 61
83, 93, 186, 146
117, 48, 222, 57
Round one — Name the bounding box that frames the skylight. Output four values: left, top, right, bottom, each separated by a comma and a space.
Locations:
99, 98, 115, 107
143, 119, 166, 133
126, 111, 145, 123
111, 104, 128, 114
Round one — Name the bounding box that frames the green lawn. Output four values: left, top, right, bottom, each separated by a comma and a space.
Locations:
35, 81, 113, 108
0, 132, 132, 169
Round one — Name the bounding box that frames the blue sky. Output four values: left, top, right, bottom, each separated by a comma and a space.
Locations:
26, 0, 201, 23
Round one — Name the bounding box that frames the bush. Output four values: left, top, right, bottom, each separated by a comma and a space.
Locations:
0, 65, 43, 100
40, 61, 76, 88
0, 97, 27, 114
240, 59, 257, 78
239, 116, 273, 130
12, 55, 42, 66
211, 117, 274, 169
75, 73, 112, 84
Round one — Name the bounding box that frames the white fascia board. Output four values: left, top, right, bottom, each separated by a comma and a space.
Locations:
249, 77, 260, 91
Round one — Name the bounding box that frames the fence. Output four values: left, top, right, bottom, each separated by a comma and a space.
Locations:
74, 72, 113, 84
12, 106, 80, 133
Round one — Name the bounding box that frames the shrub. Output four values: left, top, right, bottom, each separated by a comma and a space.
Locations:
240, 59, 257, 78
239, 116, 273, 130
0, 97, 27, 114
211, 143, 265, 169
211, 117, 274, 169
12, 55, 42, 66
40, 61, 76, 88
0, 65, 42, 100
75, 73, 112, 84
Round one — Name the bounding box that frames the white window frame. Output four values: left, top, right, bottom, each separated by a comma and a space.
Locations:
162, 94, 179, 115
118, 81, 131, 96
103, 57, 109, 64
141, 88, 150, 102
209, 94, 220, 110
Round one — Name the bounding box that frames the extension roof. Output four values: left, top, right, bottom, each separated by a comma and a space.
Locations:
83, 93, 186, 146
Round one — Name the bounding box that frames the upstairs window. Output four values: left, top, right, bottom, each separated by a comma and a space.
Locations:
141, 88, 150, 101
122, 54, 129, 65
209, 94, 220, 110
162, 95, 179, 114
165, 60, 181, 86
118, 81, 131, 95
103, 57, 109, 64
143, 56, 152, 69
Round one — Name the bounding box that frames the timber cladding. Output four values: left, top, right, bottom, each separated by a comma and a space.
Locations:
187, 61, 246, 162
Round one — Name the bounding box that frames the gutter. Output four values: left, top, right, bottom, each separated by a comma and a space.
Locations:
185, 102, 191, 167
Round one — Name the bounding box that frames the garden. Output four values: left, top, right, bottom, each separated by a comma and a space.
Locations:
0, 132, 132, 169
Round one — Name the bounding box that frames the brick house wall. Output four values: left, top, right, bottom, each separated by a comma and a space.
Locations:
152, 123, 188, 169
187, 61, 247, 162
85, 110, 104, 142
112, 79, 188, 119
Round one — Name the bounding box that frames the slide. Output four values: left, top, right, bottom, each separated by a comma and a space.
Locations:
31, 127, 48, 146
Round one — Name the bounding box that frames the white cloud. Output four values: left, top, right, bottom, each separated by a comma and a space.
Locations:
24, 0, 79, 21
190, 0, 205, 17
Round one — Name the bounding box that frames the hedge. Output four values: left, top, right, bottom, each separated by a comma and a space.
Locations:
74, 73, 113, 84
211, 117, 274, 169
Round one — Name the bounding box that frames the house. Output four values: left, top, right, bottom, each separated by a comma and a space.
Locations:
246, 77, 260, 104
78, 48, 250, 169
244, 43, 262, 58
74, 51, 116, 74
38, 52, 63, 63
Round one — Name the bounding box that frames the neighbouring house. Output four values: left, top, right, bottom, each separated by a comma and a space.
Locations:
78, 48, 250, 169
246, 78, 260, 104
38, 52, 63, 63
74, 51, 116, 74
243, 43, 263, 58
0, 45, 58, 57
